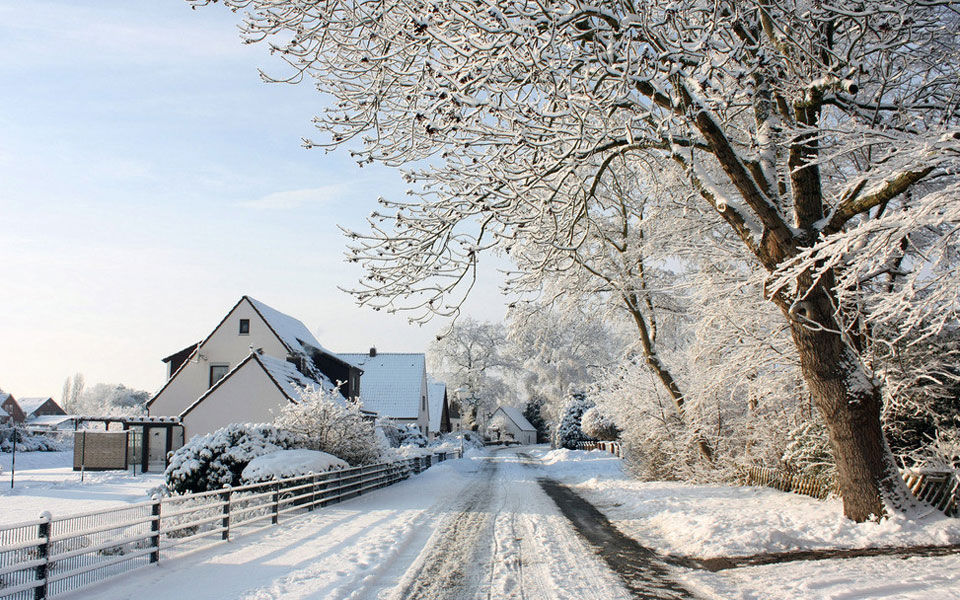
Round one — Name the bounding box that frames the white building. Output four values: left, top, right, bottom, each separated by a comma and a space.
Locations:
488, 406, 537, 445
426, 377, 453, 437
340, 349, 429, 433
148, 296, 363, 440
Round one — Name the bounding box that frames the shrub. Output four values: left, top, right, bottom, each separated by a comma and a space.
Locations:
164, 423, 302, 494
273, 386, 383, 466
553, 394, 596, 449
396, 423, 428, 448
781, 420, 837, 482
0, 427, 64, 452
580, 407, 620, 441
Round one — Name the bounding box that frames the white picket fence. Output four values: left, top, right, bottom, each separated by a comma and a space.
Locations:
0, 451, 458, 599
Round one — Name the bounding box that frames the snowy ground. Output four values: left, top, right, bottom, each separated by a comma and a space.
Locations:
7, 446, 960, 599
64, 448, 632, 600
533, 447, 960, 600
0, 450, 163, 524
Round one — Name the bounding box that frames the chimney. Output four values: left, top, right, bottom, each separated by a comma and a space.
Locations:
369, 347, 377, 357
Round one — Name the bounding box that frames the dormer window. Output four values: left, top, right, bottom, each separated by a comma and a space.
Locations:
239, 319, 250, 335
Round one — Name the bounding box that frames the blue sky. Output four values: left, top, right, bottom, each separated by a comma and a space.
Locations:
0, 1, 506, 398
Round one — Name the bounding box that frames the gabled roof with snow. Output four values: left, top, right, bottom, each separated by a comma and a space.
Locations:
245, 296, 326, 356
17, 397, 57, 416
340, 353, 425, 419
0, 392, 11, 404
0, 405, 8, 418
427, 377, 446, 432
496, 406, 536, 432
245, 297, 361, 370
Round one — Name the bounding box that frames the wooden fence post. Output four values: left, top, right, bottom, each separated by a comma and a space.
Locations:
310, 474, 318, 511
150, 495, 161, 564
34, 511, 51, 600
220, 486, 231, 541
272, 483, 280, 525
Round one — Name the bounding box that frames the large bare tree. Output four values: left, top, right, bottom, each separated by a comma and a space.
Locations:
194, 0, 960, 520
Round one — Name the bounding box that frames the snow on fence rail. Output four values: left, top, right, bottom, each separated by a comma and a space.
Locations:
572, 441, 623, 458
0, 451, 459, 600
743, 465, 960, 516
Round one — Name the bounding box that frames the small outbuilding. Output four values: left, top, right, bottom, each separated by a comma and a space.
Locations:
488, 406, 537, 445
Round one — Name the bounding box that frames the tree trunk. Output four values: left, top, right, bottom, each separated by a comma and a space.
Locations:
786, 285, 909, 522
623, 294, 715, 462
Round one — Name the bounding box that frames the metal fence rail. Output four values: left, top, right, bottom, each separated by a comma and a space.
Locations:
0, 451, 458, 599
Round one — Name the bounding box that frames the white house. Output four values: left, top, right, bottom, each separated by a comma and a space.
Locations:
426, 377, 452, 437
177, 351, 375, 439
340, 349, 429, 433
148, 296, 363, 441
488, 406, 537, 445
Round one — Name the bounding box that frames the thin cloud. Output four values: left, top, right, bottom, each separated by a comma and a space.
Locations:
241, 185, 348, 210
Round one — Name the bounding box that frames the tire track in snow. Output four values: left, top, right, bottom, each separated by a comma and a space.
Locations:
379, 449, 633, 600
386, 457, 499, 600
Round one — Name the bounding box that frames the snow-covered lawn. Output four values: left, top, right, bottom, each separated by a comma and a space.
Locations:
0, 450, 163, 524
533, 447, 960, 599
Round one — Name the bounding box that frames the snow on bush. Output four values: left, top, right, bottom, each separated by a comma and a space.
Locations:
164, 423, 302, 494
241, 449, 347, 484
553, 394, 596, 449
273, 385, 382, 466
0, 427, 64, 452
580, 407, 620, 441
430, 431, 484, 452
395, 423, 428, 448
781, 420, 837, 483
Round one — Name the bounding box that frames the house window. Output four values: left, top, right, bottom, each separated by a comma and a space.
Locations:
209, 364, 230, 387
239, 319, 250, 335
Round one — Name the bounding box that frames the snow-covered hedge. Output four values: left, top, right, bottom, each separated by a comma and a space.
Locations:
241, 449, 348, 484
0, 427, 64, 452
164, 424, 303, 494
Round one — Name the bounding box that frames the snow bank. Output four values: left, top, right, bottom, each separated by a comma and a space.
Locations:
241, 449, 347, 483
533, 447, 960, 558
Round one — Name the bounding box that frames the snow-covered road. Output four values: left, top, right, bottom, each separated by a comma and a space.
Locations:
68, 449, 644, 600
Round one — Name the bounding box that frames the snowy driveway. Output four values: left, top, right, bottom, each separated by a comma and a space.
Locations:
64, 449, 663, 600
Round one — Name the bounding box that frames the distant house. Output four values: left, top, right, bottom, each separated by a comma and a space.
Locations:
448, 400, 462, 432
488, 406, 537, 445
426, 377, 453, 437
0, 392, 20, 423
1, 394, 66, 424
148, 296, 363, 441
340, 349, 429, 433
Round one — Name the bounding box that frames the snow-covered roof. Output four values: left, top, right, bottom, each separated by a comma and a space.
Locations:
17, 397, 55, 416
340, 353, 425, 419
246, 296, 332, 358
497, 406, 536, 432
0, 405, 8, 417
0, 392, 11, 404
26, 414, 76, 428
257, 353, 339, 401
427, 377, 446, 433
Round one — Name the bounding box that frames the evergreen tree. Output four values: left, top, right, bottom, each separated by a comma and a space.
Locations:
523, 397, 550, 443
